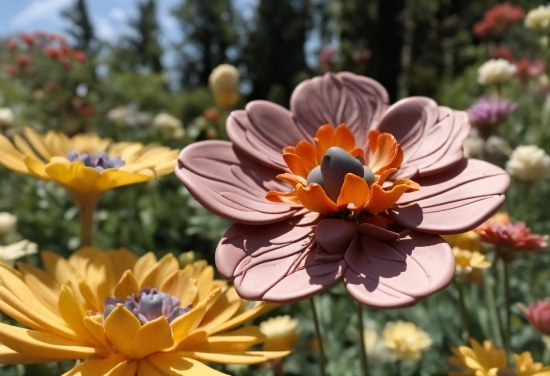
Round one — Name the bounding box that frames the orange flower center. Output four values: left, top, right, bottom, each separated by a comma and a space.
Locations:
266, 124, 419, 219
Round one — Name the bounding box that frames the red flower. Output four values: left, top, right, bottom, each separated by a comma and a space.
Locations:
514, 58, 546, 81
15, 54, 31, 67
473, 2, 525, 39
42, 46, 63, 61
521, 300, 550, 334
71, 50, 87, 63
5, 66, 18, 77
476, 212, 548, 252
176, 72, 509, 308
490, 46, 514, 61
5, 40, 17, 52
45, 81, 58, 92
20, 33, 35, 46
203, 108, 220, 121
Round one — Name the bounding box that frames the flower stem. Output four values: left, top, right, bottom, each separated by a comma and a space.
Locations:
357, 302, 370, 376
455, 280, 470, 342
71, 192, 101, 247
484, 271, 503, 347
503, 258, 512, 359
309, 297, 327, 376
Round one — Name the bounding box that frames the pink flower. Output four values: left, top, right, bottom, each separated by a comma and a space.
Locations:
514, 58, 546, 81
318, 46, 337, 72
176, 72, 509, 308
521, 300, 550, 334
476, 212, 548, 252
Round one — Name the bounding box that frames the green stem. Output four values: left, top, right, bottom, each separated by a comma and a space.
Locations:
71, 192, 101, 247
309, 297, 327, 376
357, 302, 370, 376
503, 258, 512, 359
484, 270, 503, 347
455, 279, 470, 342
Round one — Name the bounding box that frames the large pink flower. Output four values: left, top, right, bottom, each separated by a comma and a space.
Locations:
176, 72, 509, 308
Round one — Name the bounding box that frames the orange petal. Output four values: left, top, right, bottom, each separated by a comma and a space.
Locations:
265, 190, 301, 204
295, 183, 338, 213
350, 147, 365, 160
334, 124, 356, 152
364, 183, 411, 214
294, 141, 319, 171
367, 129, 381, 152
393, 178, 420, 192
368, 132, 403, 174
314, 124, 336, 161
336, 173, 370, 211
282, 153, 310, 178
376, 168, 397, 186
276, 173, 306, 187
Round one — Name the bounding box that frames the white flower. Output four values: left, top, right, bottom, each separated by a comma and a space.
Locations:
477, 59, 516, 86
259, 315, 299, 351
463, 137, 485, 158
0, 240, 37, 266
506, 145, 550, 182
383, 321, 432, 360
525, 5, 550, 32
107, 106, 132, 126
0, 213, 17, 236
0, 108, 15, 127
153, 113, 183, 130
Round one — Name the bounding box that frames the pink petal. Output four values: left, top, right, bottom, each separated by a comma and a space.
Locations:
343, 230, 454, 308
375, 98, 470, 179
291, 72, 389, 146
389, 159, 509, 234
227, 101, 306, 170
216, 215, 345, 303
176, 140, 302, 225
315, 218, 359, 253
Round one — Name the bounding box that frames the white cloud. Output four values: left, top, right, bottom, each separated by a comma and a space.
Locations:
109, 7, 126, 23
95, 16, 116, 41
11, 0, 72, 28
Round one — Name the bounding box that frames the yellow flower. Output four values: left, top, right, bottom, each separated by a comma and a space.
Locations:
0, 248, 286, 375
209, 64, 240, 110
453, 246, 491, 284
0, 128, 178, 245
259, 315, 299, 351
449, 339, 550, 376
382, 321, 432, 360
442, 231, 482, 253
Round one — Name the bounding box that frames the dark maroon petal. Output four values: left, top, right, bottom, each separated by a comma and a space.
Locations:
227, 101, 306, 170
343, 230, 454, 308
176, 140, 303, 225
216, 214, 342, 303
375, 98, 470, 179
389, 159, 509, 234
291, 72, 389, 146
315, 218, 358, 253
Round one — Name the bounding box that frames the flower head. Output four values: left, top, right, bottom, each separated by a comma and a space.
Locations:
476, 212, 548, 252
383, 321, 431, 360
453, 246, 491, 284
506, 145, 550, 182
515, 59, 546, 81
0, 108, 15, 127
0, 248, 285, 374
467, 97, 518, 139
520, 300, 550, 335
153, 113, 183, 131
209, 64, 240, 110
473, 2, 525, 39
449, 339, 550, 376
0, 212, 17, 236
0, 240, 37, 266
259, 315, 300, 351
442, 231, 482, 253
176, 72, 508, 308
477, 59, 516, 86
525, 5, 550, 33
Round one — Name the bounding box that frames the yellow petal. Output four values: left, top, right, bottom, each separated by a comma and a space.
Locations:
82, 315, 110, 347
44, 130, 72, 157
170, 295, 210, 349
62, 353, 129, 376
0, 344, 62, 364
41, 251, 79, 287
159, 270, 198, 308
199, 287, 242, 334
105, 248, 138, 280
45, 162, 100, 195
17, 263, 60, 314
83, 252, 116, 311
0, 134, 29, 173
58, 286, 97, 345
133, 252, 157, 286
195, 266, 216, 304
211, 301, 278, 335
103, 305, 140, 357
132, 316, 174, 359
137, 358, 164, 376
114, 270, 140, 300
0, 322, 104, 359
23, 155, 49, 179
192, 326, 266, 353
139, 253, 179, 290
95, 169, 153, 192
24, 127, 52, 160
178, 350, 287, 364
147, 353, 228, 376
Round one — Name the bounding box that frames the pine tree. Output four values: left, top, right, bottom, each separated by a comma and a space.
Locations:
61, 0, 95, 52
128, 0, 164, 73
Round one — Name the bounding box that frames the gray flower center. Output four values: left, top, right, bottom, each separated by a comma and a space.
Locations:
66, 150, 125, 172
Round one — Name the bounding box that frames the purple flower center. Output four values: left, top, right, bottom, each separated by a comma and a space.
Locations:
103, 287, 192, 325
66, 150, 125, 172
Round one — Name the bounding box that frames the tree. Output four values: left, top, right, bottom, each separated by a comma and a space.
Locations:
172, 0, 239, 87
243, 0, 313, 105
127, 0, 164, 73
61, 0, 95, 52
